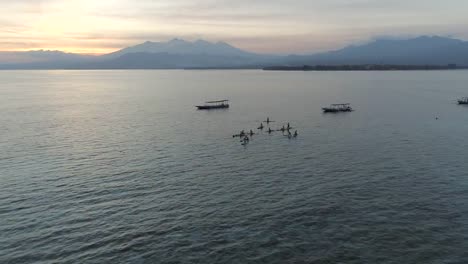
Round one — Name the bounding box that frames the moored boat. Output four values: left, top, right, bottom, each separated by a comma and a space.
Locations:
457, 97, 468, 105
322, 103, 353, 113
196, 100, 229, 110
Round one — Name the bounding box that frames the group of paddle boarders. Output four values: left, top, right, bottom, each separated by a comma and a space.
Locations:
234, 130, 255, 145
233, 117, 298, 145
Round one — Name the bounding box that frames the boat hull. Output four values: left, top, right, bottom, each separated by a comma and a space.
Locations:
322, 108, 353, 113
196, 105, 229, 110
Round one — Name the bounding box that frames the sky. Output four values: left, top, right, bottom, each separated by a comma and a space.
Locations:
1, 0, 468, 54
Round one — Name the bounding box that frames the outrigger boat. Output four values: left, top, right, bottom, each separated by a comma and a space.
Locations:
196, 100, 229, 110
457, 97, 468, 105
322, 103, 353, 113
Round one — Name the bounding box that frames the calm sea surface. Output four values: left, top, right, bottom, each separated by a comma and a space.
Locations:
1, 70, 468, 263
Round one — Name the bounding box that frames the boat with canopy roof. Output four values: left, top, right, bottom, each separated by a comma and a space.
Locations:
322, 103, 353, 113
196, 100, 230, 110
457, 97, 468, 105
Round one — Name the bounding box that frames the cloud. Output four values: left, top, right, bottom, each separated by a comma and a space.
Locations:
1, 0, 468, 53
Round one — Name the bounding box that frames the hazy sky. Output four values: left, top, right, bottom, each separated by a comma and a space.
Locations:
1, 0, 468, 54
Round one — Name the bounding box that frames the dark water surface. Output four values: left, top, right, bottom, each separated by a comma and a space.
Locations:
1, 70, 468, 263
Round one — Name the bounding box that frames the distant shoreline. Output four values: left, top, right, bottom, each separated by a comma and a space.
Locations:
1, 65, 468, 71
263, 65, 466, 71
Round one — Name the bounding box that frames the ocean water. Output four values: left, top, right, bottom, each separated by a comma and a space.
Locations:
1, 70, 468, 264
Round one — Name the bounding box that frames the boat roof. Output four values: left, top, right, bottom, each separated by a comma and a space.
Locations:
331, 103, 350, 106
206, 100, 229, 103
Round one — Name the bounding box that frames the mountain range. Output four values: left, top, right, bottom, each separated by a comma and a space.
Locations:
1, 36, 468, 69
104, 38, 256, 58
